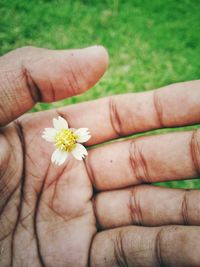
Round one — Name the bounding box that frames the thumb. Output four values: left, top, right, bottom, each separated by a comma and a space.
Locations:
0, 45, 109, 126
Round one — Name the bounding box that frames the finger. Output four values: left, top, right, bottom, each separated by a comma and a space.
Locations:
0, 45, 108, 126
90, 225, 200, 266
86, 130, 200, 190
94, 185, 200, 229
60, 80, 200, 144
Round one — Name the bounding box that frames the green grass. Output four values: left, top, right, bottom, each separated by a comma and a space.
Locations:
0, 0, 200, 188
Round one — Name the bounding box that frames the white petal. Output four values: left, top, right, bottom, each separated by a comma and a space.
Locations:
71, 143, 88, 160
75, 128, 91, 143
74, 128, 89, 135
51, 149, 60, 164
51, 149, 68, 165
76, 134, 91, 143
42, 128, 57, 142
53, 116, 68, 130
57, 151, 69, 166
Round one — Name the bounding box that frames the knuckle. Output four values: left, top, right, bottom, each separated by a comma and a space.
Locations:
181, 189, 190, 225
153, 90, 164, 127
13, 46, 37, 59
109, 96, 123, 136
190, 129, 200, 175
155, 228, 165, 266
154, 226, 178, 266
17, 46, 35, 52
113, 230, 129, 267
21, 65, 41, 103
129, 140, 150, 183
128, 187, 143, 225
155, 226, 200, 266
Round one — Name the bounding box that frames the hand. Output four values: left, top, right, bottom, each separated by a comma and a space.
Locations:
0, 46, 200, 267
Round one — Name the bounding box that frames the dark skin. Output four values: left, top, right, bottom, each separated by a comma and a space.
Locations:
0, 46, 200, 267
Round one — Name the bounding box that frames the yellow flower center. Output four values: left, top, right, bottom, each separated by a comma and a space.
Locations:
55, 129, 77, 152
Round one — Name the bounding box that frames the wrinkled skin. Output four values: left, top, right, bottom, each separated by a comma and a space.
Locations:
0, 46, 200, 267
1, 112, 96, 267
0, 46, 105, 267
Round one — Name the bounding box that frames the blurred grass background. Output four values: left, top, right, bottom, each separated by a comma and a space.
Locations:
0, 0, 200, 188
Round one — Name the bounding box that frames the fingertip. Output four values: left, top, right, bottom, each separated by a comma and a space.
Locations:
87, 45, 109, 70
63, 45, 109, 95
80, 45, 109, 81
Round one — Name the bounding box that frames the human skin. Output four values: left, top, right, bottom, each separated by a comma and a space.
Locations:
0, 46, 200, 267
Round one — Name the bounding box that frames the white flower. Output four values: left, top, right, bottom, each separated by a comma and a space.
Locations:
42, 116, 91, 165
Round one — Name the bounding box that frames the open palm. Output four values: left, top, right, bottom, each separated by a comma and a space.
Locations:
0, 46, 200, 267
1, 110, 98, 267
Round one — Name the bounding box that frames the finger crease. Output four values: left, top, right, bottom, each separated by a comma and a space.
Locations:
113, 230, 129, 267
69, 65, 80, 95
21, 65, 42, 103
155, 228, 165, 267
47, 77, 56, 102
153, 91, 164, 128
181, 190, 190, 225
190, 129, 200, 176
128, 187, 143, 226
129, 140, 151, 183
109, 96, 123, 137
